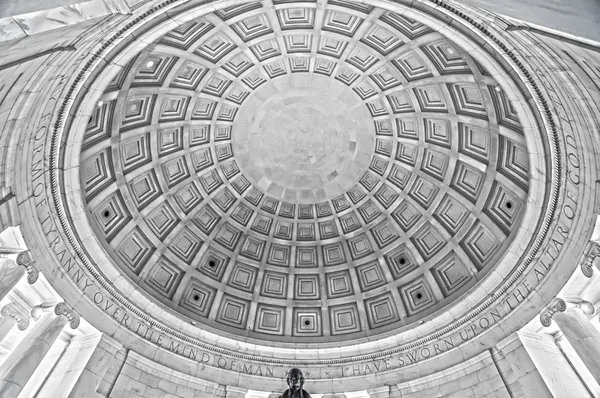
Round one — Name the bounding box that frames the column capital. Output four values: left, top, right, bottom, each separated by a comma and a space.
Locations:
0, 302, 29, 330
54, 302, 80, 329
580, 241, 600, 277
540, 297, 595, 327
15, 251, 38, 284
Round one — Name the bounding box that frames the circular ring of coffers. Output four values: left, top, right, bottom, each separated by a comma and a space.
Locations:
31, 0, 588, 390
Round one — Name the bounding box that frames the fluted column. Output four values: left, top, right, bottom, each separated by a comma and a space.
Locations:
67, 334, 123, 398
0, 302, 79, 398
0, 251, 38, 301
0, 302, 29, 342
540, 298, 600, 384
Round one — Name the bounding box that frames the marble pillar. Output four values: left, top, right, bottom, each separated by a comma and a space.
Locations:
67, 334, 123, 398
0, 259, 23, 302
541, 298, 600, 384
0, 302, 79, 398
495, 332, 553, 398
0, 251, 37, 301
0, 318, 14, 343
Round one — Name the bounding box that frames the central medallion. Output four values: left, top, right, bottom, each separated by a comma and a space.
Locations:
233, 74, 374, 203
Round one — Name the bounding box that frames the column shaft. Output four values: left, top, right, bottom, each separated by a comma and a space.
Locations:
554, 308, 600, 384
495, 332, 553, 398
0, 318, 15, 343
67, 334, 122, 398
0, 259, 23, 301
0, 312, 68, 397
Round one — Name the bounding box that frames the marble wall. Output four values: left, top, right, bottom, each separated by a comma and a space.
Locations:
98, 351, 223, 398
393, 350, 509, 398
0, 0, 129, 44
0, 0, 90, 18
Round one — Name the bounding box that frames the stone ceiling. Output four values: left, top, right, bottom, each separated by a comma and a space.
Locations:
79, 0, 530, 343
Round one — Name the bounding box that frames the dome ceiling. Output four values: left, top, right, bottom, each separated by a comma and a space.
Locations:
80, 0, 530, 343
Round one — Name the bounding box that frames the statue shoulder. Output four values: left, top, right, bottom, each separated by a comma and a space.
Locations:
302, 389, 312, 398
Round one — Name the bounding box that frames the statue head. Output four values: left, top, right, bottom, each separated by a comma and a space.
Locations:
287, 368, 304, 392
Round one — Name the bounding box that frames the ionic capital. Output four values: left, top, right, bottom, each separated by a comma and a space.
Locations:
54, 302, 80, 329
540, 297, 595, 327
0, 302, 30, 330
15, 251, 39, 284
581, 241, 600, 277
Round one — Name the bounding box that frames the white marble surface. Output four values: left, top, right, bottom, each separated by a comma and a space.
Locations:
0, 17, 26, 42
0, 0, 129, 43
0, 259, 24, 302
0, 312, 68, 398
1, 0, 600, 395
555, 309, 600, 385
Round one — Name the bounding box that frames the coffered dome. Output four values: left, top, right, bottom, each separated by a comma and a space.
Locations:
79, 1, 530, 344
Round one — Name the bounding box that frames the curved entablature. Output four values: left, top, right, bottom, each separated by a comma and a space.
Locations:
10, 0, 597, 392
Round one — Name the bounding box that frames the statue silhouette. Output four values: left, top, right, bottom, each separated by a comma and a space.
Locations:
279, 368, 312, 398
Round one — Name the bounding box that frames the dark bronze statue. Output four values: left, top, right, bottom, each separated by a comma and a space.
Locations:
279, 368, 312, 398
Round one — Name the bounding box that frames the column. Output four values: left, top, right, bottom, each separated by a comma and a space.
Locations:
367, 386, 391, 398
0, 251, 37, 301
0, 302, 79, 398
540, 297, 600, 384
518, 331, 590, 397
66, 334, 123, 398
0, 302, 29, 342
0, 318, 13, 344
494, 332, 553, 398
554, 332, 600, 397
